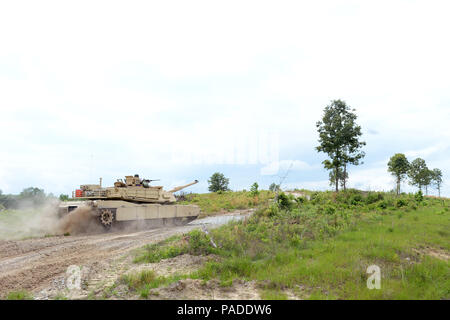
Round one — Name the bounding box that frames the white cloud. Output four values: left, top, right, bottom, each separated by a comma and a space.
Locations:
0, 1, 449, 196
404, 143, 450, 159
260, 160, 312, 175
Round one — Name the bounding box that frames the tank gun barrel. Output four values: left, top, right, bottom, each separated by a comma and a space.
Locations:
168, 180, 199, 193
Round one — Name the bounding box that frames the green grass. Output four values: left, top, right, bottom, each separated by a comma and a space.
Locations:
6, 290, 33, 300
178, 190, 274, 216
134, 230, 217, 263
120, 270, 187, 299
133, 190, 450, 300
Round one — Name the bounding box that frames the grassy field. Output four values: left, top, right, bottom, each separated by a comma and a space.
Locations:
131, 190, 450, 300
178, 190, 274, 216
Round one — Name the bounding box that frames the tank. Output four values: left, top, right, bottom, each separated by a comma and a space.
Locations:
58, 174, 200, 228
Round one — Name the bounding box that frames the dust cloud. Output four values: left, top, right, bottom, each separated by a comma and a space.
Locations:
56, 206, 104, 235
0, 201, 105, 240
0, 199, 61, 240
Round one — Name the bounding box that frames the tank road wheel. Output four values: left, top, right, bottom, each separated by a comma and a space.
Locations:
99, 209, 114, 228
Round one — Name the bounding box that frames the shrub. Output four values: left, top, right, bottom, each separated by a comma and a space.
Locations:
324, 204, 336, 215
350, 194, 363, 205
396, 199, 408, 208
415, 190, 424, 203
277, 193, 292, 210
378, 201, 388, 209
250, 182, 259, 196
295, 196, 306, 205
366, 192, 384, 204
188, 230, 214, 255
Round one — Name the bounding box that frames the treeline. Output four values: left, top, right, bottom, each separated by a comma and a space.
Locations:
316, 99, 444, 197
0, 188, 69, 210
388, 154, 443, 196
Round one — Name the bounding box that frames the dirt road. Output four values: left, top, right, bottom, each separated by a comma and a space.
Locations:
0, 211, 251, 299
0, 225, 203, 298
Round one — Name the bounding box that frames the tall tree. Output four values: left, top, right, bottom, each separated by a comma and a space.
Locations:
316, 100, 365, 192
431, 168, 443, 198
408, 158, 429, 191
208, 172, 229, 192
387, 153, 410, 195
423, 169, 433, 195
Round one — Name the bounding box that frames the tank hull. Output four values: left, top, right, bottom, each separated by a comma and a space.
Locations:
58, 200, 200, 228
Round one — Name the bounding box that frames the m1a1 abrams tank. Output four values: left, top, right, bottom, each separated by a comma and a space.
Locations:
58, 174, 200, 228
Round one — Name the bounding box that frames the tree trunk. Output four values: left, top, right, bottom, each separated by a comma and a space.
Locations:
343, 164, 347, 191
335, 165, 339, 192
396, 176, 400, 196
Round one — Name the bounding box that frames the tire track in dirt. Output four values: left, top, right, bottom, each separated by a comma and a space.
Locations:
0, 225, 199, 298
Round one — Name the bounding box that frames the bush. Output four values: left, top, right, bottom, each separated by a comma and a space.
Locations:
396, 199, 408, 208
415, 190, 424, 203
324, 204, 336, 215
277, 193, 292, 210
188, 230, 214, 255
366, 192, 384, 204
250, 182, 259, 196
295, 196, 306, 205
378, 201, 388, 209
350, 194, 363, 205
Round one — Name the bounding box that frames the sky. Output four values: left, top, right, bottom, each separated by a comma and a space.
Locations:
0, 0, 449, 197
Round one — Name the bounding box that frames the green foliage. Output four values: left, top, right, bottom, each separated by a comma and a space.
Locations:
120, 270, 186, 298
294, 196, 306, 205
415, 190, 424, 203
134, 230, 216, 264
328, 165, 348, 189
276, 192, 292, 210
208, 172, 230, 192
196, 193, 449, 299
250, 182, 259, 196
6, 290, 33, 300
316, 100, 366, 192
187, 229, 215, 255
121, 270, 157, 289
395, 199, 408, 208
431, 168, 443, 197
366, 192, 384, 204
19, 187, 46, 205
388, 153, 410, 195
178, 190, 274, 216
408, 158, 429, 191
0, 187, 54, 209
269, 183, 280, 192
59, 194, 69, 201
133, 190, 450, 300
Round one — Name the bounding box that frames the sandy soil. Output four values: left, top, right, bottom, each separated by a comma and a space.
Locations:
0, 225, 200, 298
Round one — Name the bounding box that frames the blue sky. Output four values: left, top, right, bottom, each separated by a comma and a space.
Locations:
0, 0, 449, 197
